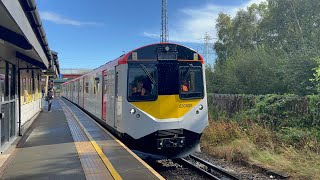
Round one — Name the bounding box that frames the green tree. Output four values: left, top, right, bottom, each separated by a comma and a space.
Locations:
212, 47, 288, 94
211, 0, 320, 95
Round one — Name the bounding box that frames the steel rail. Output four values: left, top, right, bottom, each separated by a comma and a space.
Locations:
189, 155, 240, 180
179, 155, 240, 180
178, 158, 220, 179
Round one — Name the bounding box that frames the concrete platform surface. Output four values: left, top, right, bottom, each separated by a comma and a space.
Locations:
0, 99, 86, 180
0, 98, 164, 180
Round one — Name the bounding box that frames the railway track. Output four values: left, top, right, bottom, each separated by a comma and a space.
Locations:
178, 155, 240, 180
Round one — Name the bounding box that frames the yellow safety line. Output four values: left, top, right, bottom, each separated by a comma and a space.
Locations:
59, 99, 122, 180
80, 108, 165, 180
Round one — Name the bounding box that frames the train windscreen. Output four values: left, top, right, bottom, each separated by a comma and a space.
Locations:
179, 65, 204, 99
127, 44, 204, 101
127, 63, 158, 102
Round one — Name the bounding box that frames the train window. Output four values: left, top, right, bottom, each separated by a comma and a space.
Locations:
103, 75, 108, 94
127, 63, 157, 101
179, 65, 204, 99
96, 75, 101, 93
85, 82, 89, 93
94, 77, 99, 94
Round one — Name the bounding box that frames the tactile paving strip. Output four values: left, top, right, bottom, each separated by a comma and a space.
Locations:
59, 100, 114, 180
60, 97, 164, 180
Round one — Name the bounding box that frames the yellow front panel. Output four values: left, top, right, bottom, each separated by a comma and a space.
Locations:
131, 95, 200, 119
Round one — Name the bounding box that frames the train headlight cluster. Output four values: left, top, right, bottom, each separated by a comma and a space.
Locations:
130, 108, 136, 114
199, 104, 203, 110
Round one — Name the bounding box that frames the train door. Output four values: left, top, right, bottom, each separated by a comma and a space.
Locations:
77, 80, 80, 105
73, 82, 76, 103
84, 77, 89, 110
102, 70, 107, 120
68, 83, 71, 100
70, 83, 73, 102
68, 84, 70, 99
82, 78, 84, 108
114, 67, 120, 129
70, 83, 72, 100
104, 69, 116, 127
75, 80, 79, 104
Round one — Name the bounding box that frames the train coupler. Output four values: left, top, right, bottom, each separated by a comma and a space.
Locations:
157, 137, 185, 149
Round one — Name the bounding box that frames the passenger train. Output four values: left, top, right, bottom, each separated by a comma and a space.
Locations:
61, 43, 208, 159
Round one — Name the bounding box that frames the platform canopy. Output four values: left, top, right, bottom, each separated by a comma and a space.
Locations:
0, 0, 58, 73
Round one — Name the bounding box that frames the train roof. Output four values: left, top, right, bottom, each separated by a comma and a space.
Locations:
62, 42, 204, 85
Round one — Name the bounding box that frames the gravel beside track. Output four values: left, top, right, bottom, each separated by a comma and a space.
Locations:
150, 152, 276, 180
193, 152, 274, 180
149, 159, 211, 180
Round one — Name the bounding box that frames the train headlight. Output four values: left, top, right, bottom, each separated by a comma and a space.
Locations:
199, 104, 203, 110
130, 108, 136, 114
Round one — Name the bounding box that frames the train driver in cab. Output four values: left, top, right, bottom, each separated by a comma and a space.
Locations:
131, 81, 146, 96
181, 80, 189, 92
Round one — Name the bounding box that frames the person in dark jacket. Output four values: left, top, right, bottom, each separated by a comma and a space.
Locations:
47, 88, 54, 111
42, 87, 45, 98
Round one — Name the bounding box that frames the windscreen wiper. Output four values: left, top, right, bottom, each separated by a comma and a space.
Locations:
140, 64, 156, 84
183, 64, 193, 80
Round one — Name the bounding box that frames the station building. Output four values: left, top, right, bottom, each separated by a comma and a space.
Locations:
0, 0, 59, 152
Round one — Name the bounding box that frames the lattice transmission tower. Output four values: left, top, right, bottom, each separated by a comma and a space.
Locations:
203, 32, 214, 65
160, 0, 168, 42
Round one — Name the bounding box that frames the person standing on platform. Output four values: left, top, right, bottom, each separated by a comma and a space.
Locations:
47, 87, 54, 111
42, 87, 45, 98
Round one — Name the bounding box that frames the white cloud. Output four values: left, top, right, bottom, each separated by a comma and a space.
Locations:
144, 0, 266, 43
40, 11, 102, 26
143, 32, 159, 38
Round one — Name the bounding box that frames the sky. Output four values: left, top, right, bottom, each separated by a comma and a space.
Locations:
37, 0, 265, 69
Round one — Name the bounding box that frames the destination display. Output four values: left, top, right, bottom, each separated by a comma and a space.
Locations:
157, 52, 177, 60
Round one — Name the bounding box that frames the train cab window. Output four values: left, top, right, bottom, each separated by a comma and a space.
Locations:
179, 65, 204, 99
127, 63, 157, 101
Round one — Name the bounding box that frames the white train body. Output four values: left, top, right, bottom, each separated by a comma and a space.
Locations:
61, 43, 208, 159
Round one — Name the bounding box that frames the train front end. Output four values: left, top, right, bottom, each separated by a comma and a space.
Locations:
121, 43, 208, 159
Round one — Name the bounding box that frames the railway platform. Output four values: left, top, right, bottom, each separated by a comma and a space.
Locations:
0, 98, 163, 180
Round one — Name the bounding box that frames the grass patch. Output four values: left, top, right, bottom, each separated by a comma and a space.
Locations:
201, 121, 320, 179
